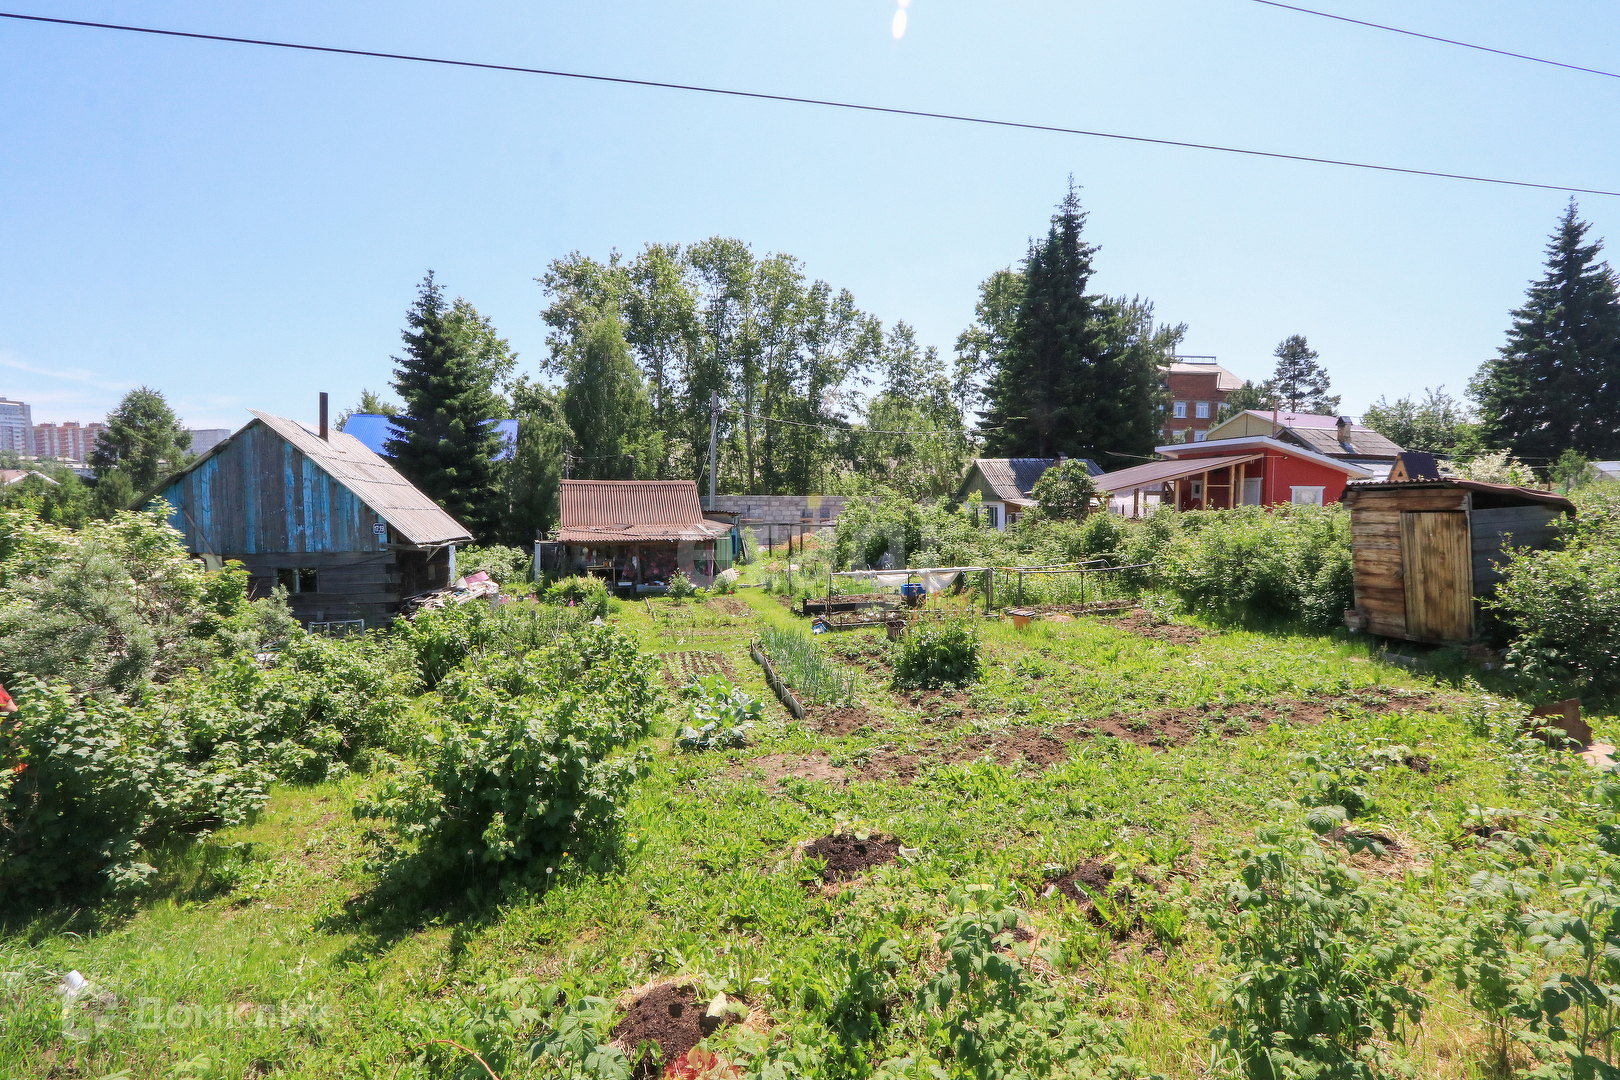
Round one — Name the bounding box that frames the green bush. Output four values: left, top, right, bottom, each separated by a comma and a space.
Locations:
1493, 491, 1620, 698
665, 569, 696, 599
1204, 822, 1435, 1079
356, 623, 660, 884
1159, 505, 1351, 630
455, 544, 532, 588
0, 677, 270, 907
176, 631, 423, 781
0, 504, 292, 700
894, 616, 981, 689
542, 575, 610, 619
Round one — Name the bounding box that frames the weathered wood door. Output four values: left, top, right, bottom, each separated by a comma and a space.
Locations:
1400, 511, 1473, 642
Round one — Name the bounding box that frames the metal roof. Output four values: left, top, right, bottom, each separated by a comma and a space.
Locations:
1093, 453, 1265, 493
251, 412, 474, 546
1285, 425, 1403, 460
140, 412, 473, 547
342, 413, 519, 462
556, 522, 733, 544
559, 479, 706, 525
1344, 477, 1576, 512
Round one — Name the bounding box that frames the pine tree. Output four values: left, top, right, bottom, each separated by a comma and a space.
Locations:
386, 273, 510, 541
1263, 335, 1338, 414
980, 184, 1173, 461
1472, 200, 1620, 462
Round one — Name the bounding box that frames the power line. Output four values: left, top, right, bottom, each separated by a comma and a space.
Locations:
724, 407, 966, 437
3, 10, 1617, 198
1247, 0, 1620, 81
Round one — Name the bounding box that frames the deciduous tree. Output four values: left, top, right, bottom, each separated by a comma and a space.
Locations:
90, 386, 192, 497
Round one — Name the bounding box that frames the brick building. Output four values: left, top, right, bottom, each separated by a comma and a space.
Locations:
32, 421, 106, 462
1160, 358, 1243, 443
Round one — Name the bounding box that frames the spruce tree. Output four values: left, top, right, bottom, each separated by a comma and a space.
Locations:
386, 273, 509, 541
1263, 335, 1339, 414
981, 186, 1103, 458
1472, 200, 1620, 462
980, 184, 1171, 461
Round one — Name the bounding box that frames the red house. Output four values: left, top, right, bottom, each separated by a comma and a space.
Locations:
1094, 436, 1375, 517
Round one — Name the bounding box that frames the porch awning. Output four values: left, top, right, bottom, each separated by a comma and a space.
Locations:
1093, 453, 1264, 494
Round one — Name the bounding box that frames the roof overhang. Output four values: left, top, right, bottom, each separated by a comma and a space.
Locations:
1094, 452, 1266, 493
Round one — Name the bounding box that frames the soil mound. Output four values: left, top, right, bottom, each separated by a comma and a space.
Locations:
613, 982, 737, 1076
1328, 825, 1402, 854
803, 833, 900, 881
1052, 859, 1117, 904
1048, 859, 1157, 936
811, 705, 885, 737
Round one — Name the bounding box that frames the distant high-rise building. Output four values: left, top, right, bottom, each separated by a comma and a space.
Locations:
0, 398, 33, 456
32, 421, 106, 462
186, 428, 231, 456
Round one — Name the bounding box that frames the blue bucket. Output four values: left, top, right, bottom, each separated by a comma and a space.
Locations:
899, 583, 925, 599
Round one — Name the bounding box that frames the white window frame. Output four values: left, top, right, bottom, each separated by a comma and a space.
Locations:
1195, 401, 1211, 419
1290, 486, 1325, 506
1193, 430, 1208, 442
1172, 400, 1188, 418
983, 501, 1004, 530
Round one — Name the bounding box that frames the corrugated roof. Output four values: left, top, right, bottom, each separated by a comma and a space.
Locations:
962, 458, 1067, 504
556, 522, 733, 544
1094, 453, 1265, 493
1345, 478, 1575, 512
246, 412, 474, 546
561, 479, 710, 528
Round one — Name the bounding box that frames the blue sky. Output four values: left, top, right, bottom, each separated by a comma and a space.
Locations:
2, 1, 1618, 431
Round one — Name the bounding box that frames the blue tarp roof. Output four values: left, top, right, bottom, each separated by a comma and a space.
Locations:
341, 414, 519, 462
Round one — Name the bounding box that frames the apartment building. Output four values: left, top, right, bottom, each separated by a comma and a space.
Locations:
0, 398, 32, 456
32, 421, 106, 462
1160, 358, 1242, 443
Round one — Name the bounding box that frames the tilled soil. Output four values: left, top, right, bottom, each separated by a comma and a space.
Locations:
809, 705, 887, 737
731, 752, 847, 787
1047, 859, 1156, 936
612, 982, 737, 1076
857, 688, 1432, 782
802, 833, 901, 881
703, 596, 754, 617
1097, 609, 1208, 645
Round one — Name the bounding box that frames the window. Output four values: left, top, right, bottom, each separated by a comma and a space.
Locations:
1172, 400, 1188, 418
1193, 430, 1208, 442
984, 504, 1000, 529
276, 567, 319, 593
1195, 401, 1210, 419
1290, 486, 1325, 506
1190, 480, 1204, 499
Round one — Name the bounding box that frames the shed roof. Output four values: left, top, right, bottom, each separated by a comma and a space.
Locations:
139, 412, 473, 547
557, 479, 734, 543
1204, 410, 1403, 459
1093, 452, 1265, 493
1156, 435, 1377, 478
1343, 478, 1575, 512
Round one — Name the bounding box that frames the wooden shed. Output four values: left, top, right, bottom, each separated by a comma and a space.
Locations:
1341, 478, 1574, 644
141, 406, 473, 629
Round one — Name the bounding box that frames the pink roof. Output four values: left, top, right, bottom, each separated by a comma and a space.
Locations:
1250, 410, 1339, 427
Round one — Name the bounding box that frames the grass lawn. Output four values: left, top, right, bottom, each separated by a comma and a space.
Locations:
1, 587, 1598, 1079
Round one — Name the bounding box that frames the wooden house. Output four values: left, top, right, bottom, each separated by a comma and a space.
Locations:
556, 479, 736, 589
956, 458, 1101, 530
142, 403, 473, 629
1341, 478, 1574, 644
1094, 435, 1374, 517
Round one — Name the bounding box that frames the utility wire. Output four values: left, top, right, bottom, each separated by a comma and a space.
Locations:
723, 406, 966, 437
2, 10, 1617, 198
1247, 0, 1620, 81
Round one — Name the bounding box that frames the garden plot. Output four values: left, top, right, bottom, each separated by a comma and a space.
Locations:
799, 832, 902, 882
661, 650, 738, 689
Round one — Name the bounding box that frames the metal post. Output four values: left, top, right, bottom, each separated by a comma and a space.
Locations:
1018, 570, 1024, 606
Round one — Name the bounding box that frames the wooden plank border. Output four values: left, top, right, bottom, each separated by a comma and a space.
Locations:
750, 640, 806, 719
